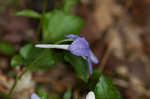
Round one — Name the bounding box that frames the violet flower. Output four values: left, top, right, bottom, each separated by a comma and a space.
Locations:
86, 91, 95, 99
35, 34, 99, 74
31, 93, 40, 99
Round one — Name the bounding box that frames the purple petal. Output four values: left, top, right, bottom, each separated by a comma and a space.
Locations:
88, 58, 93, 75
69, 37, 89, 56
65, 34, 80, 39
89, 50, 99, 64
31, 93, 40, 99
66, 34, 99, 75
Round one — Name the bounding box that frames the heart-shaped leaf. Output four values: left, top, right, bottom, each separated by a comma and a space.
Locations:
64, 52, 89, 82
11, 44, 56, 70
11, 55, 24, 67
94, 75, 122, 99
42, 10, 84, 43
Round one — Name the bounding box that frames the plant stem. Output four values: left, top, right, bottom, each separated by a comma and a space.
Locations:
8, 0, 48, 97
8, 67, 29, 97
35, 0, 48, 41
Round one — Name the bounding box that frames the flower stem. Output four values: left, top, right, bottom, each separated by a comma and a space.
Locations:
8, 67, 29, 97
55, 39, 73, 44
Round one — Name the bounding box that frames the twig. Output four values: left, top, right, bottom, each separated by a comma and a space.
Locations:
100, 44, 112, 71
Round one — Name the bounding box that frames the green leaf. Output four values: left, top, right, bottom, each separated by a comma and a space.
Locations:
28, 49, 55, 70
19, 44, 55, 70
63, 87, 72, 99
64, 53, 89, 82
41, 93, 49, 99
0, 41, 16, 55
88, 69, 102, 90
63, 0, 79, 12
94, 75, 122, 99
15, 9, 41, 18
42, 10, 84, 43
11, 55, 24, 67
37, 89, 49, 99
51, 94, 60, 99
20, 44, 42, 62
